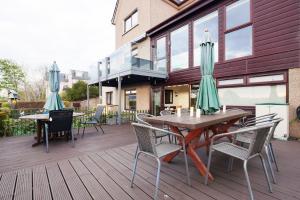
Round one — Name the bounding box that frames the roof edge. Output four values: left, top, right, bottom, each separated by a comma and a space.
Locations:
111, 0, 119, 25
147, 0, 216, 36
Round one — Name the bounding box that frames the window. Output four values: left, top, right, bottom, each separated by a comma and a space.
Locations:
249, 74, 284, 83
154, 37, 167, 72
218, 78, 244, 86
124, 10, 138, 33
225, 0, 252, 60
170, 25, 189, 71
165, 90, 173, 104
218, 85, 286, 106
190, 84, 199, 107
193, 11, 218, 66
106, 92, 113, 105
125, 89, 136, 110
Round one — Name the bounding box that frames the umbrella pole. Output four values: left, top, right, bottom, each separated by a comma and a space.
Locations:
87, 84, 90, 111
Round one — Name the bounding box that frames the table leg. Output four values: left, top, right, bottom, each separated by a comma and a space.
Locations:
187, 144, 214, 181
32, 120, 43, 147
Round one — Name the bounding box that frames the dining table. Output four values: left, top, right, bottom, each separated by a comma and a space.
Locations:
144, 109, 250, 181
19, 112, 85, 147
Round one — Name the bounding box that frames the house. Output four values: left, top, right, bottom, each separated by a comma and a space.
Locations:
97, 0, 198, 111
45, 69, 89, 94
93, 0, 300, 137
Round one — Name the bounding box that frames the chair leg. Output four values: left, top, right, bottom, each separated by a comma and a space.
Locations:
99, 124, 105, 134
77, 125, 80, 136
182, 145, 191, 186
130, 151, 140, 188
82, 125, 86, 137
154, 158, 161, 200
71, 130, 75, 148
265, 146, 276, 184
205, 149, 213, 185
94, 125, 99, 132
45, 125, 49, 153
269, 143, 279, 172
259, 154, 273, 193
243, 160, 254, 200
168, 134, 171, 143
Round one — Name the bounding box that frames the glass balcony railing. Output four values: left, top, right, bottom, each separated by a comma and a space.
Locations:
99, 43, 167, 81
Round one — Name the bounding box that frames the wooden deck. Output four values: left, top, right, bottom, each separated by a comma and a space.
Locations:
0, 125, 300, 200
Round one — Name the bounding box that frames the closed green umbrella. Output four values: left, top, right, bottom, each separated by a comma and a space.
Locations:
196, 31, 220, 114
44, 61, 64, 110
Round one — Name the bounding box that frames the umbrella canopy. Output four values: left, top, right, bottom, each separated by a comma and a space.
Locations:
195, 31, 220, 114
44, 61, 64, 110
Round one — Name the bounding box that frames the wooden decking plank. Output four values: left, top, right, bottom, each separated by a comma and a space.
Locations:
32, 165, 52, 200
122, 145, 272, 200
0, 171, 17, 200
105, 149, 195, 200
97, 151, 170, 200
58, 160, 92, 200
113, 147, 215, 200
211, 163, 300, 200
79, 154, 132, 200
14, 168, 32, 200
84, 153, 152, 200
68, 157, 113, 200
120, 145, 236, 200
46, 163, 72, 200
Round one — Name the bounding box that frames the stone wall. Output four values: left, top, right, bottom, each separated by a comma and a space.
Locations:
288, 68, 300, 138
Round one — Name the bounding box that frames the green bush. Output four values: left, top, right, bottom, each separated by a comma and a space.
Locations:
1, 102, 10, 108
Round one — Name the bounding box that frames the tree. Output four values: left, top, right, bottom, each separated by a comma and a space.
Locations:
61, 80, 99, 101
0, 59, 26, 92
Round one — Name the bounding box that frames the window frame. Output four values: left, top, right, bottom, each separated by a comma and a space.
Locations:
170, 23, 190, 72
106, 92, 113, 105
124, 89, 137, 110
124, 9, 138, 34
224, 0, 254, 61
164, 89, 173, 104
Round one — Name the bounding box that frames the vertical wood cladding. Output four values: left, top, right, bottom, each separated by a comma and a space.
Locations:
150, 0, 300, 85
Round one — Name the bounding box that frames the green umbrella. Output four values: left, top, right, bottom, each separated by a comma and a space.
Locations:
44, 61, 64, 110
195, 31, 220, 114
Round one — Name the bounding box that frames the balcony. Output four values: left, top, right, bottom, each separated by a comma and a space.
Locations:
98, 43, 167, 86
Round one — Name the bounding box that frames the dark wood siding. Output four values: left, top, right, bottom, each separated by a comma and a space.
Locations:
150, 0, 300, 85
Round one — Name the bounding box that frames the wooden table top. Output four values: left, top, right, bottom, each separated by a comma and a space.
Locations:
19, 112, 85, 120
144, 110, 250, 130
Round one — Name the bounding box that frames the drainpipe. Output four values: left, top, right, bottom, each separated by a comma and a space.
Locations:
117, 75, 122, 125
97, 61, 102, 105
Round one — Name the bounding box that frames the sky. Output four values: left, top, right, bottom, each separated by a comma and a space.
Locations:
0, 0, 116, 80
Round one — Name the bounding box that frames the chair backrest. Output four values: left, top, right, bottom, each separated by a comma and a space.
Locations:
265, 118, 283, 145
160, 110, 173, 116
131, 123, 157, 156
136, 113, 153, 126
245, 124, 273, 156
48, 109, 73, 132
94, 106, 105, 123
244, 113, 277, 127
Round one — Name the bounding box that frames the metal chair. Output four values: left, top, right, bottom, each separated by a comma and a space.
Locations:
44, 109, 74, 153
239, 113, 277, 128
78, 105, 105, 136
234, 118, 283, 184
136, 113, 171, 143
159, 110, 174, 116
205, 124, 274, 200
130, 123, 191, 200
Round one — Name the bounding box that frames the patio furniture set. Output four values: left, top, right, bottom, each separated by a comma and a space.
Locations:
19, 105, 106, 152
132, 109, 282, 200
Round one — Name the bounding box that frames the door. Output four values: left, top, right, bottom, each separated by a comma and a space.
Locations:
152, 88, 162, 116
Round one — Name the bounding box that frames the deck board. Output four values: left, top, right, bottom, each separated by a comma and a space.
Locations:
0, 171, 17, 200
46, 163, 72, 200
14, 168, 32, 200
0, 131, 299, 200
32, 166, 52, 200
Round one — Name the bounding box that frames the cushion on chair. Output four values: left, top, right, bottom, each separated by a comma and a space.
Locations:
81, 120, 98, 124
212, 142, 249, 160
155, 143, 182, 158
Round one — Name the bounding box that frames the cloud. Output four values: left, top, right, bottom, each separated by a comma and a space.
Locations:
0, 0, 116, 77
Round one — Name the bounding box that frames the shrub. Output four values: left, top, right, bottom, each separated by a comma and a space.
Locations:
1, 102, 10, 108
63, 101, 72, 108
